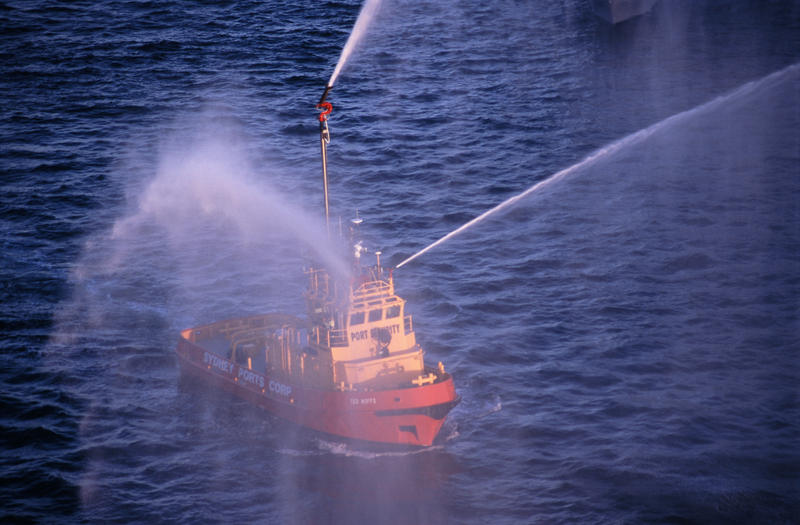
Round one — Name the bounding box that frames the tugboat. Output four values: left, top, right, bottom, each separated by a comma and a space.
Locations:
175, 86, 459, 446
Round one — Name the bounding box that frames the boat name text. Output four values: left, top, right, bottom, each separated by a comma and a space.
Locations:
350, 324, 400, 342
269, 380, 292, 397
238, 368, 265, 388
204, 352, 234, 374
350, 397, 377, 405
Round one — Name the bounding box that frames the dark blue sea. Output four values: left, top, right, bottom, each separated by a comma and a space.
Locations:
2, 0, 799, 523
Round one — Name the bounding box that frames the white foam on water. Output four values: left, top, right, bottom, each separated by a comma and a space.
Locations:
314, 437, 444, 459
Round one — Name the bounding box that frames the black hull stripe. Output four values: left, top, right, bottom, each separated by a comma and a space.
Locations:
375, 397, 461, 420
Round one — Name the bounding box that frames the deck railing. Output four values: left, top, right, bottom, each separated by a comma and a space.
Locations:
330, 329, 348, 347
351, 278, 393, 304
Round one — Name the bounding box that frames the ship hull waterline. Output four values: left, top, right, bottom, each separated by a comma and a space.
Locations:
176, 316, 458, 447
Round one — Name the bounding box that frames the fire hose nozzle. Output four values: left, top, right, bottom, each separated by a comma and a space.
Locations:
318, 84, 333, 106
316, 85, 333, 122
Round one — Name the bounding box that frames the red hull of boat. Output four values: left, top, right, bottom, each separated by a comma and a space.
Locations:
176, 336, 458, 446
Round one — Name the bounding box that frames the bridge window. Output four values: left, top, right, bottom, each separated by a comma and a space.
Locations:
386, 305, 401, 319
350, 312, 365, 325
368, 309, 383, 322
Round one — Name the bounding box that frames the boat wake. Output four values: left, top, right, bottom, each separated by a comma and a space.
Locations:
317, 438, 446, 458
477, 395, 502, 419
279, 438, 444, 459
443, 425, 460, 442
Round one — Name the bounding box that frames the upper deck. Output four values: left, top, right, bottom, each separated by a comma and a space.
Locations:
304, 266, 428, 388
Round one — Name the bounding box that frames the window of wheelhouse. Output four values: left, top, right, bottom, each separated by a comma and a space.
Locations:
368, 309, 382, 322
386, 305, 401, 319
349, 312, 365, 325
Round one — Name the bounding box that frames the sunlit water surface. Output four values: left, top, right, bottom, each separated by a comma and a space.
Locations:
1, 1, 799, 523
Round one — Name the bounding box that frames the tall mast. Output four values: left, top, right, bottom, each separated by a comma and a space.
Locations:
317, 85, 333, 236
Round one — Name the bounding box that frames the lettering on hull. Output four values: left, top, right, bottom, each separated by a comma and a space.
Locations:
238, 367, 265, 388
269, 380, 292, 397
204, 352, 234, 374
350, 324, 400, 342
350, 397, 377, 406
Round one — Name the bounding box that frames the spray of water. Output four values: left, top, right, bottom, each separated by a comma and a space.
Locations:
53, 109, 350, 347
327, 0, 382, 88
395, 62, 800, 269
113, 133, 349, 281
47, 109, 356, 510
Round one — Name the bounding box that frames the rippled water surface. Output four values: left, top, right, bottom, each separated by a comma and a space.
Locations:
2, 0, 799, 523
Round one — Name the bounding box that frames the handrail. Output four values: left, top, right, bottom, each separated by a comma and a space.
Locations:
330, 329, 348, 347
403, 315, 413, 335
352, 279, 392, 297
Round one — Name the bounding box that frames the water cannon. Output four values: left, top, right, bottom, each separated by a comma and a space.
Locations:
318, 84, 333, 106
316, 84, 333, 234
317, 84, 333, 123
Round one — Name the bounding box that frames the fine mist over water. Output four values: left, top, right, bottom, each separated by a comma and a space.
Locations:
54, 109, 347, 343
3, 0, 799, 523
48, 108, 353, 516
117, 124, 350, 280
